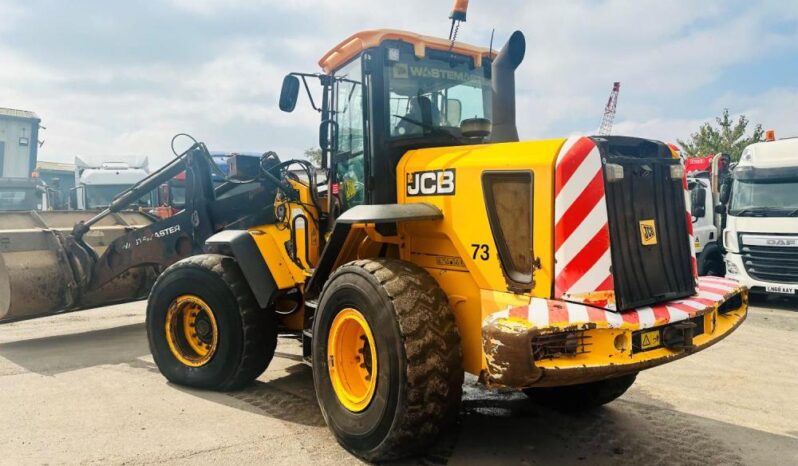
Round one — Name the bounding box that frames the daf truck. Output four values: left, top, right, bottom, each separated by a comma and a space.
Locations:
722, 136, 798, 295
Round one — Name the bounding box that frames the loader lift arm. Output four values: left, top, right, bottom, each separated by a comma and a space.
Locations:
63, 142, 280, 300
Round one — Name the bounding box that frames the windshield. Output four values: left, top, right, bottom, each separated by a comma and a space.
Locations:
386, 46, 491, 139
86, 185, 153, 209
729, 179, 798, 216
0, 188, 39, 211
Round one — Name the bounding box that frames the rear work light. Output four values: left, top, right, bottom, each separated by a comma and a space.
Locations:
670, 164, 685, 180
605, 163, 624, 182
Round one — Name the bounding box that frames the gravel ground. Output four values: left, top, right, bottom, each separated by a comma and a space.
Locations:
0, 296, 796, 465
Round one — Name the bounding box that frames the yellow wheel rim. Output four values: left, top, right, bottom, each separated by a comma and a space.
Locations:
328, 308, 378, 412
165, 295, 219, 367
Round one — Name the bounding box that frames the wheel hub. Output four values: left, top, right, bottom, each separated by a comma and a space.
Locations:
327, 308, 378, 412
195, 318, 212, 340
165, 295, 219, 367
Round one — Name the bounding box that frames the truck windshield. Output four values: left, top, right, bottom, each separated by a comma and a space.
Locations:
386, 49, 491, 139
86, 185, 153, 209
729, 179, 798, 216
0, 188, 39, 211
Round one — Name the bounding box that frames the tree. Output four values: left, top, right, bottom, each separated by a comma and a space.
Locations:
678, 109, 764, 161
304, 147, 323, 167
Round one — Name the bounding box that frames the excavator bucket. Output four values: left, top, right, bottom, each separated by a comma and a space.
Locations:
0, 210, 156, 323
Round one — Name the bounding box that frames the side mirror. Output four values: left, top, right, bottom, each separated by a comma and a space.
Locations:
279, 75, 300, 112
445, 99, 462, 126
714, 204, 727, 215
74, 186, 85, 209
719, 180, 731, 204
691, 187, 707, 218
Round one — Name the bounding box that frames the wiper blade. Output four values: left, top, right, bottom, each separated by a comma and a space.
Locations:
731, 208, 767, 216
732, 207, 798, 217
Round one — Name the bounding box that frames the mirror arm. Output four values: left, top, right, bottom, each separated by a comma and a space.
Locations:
298, 74, 321, 112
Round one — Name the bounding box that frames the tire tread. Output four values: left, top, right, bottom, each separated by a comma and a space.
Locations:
320, 259, 463, 461
149, 254, 276, 391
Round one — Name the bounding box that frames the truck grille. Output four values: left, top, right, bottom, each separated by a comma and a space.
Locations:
742, 244, 798, 284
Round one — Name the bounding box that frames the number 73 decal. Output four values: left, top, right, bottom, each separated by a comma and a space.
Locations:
471, 243, 490, 261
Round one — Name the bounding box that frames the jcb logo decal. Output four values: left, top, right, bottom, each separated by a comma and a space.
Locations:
406, 169, 456, 196
639, 219, 658, 246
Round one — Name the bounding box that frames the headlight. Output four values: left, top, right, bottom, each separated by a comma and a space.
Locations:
726, 259, 739, 275
724, 230, 739, 253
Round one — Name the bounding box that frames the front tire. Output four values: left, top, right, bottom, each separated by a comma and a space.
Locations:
312, 259, 463, 462
698, 243, 726, 277
523, 373, 637, 411
147, 254, 277, 391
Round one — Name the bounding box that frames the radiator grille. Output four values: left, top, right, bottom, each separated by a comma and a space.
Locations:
742, 244, 798, 284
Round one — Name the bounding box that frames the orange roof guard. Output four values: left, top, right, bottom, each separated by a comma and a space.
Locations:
318, 29, 494, 74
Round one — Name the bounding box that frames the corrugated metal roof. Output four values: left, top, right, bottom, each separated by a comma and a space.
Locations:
0, 107, 39, 120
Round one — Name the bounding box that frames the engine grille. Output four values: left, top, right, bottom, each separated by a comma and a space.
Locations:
742, 244, 798, 284
599, 137, 696, 310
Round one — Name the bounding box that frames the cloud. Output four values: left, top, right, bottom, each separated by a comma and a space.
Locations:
0, 0, 796, 168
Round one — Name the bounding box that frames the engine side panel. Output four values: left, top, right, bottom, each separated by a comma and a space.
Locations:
396, 139, 564, 373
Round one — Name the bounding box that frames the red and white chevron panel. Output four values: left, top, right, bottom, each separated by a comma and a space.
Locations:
553, 136, 614, 302
493, 276, 741, 330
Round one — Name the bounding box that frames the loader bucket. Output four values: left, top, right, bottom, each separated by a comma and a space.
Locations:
0, 210, 156, 323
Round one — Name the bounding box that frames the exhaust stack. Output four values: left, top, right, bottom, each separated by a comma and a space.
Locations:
490, 30, 526, 143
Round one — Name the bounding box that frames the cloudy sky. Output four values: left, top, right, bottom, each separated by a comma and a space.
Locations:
1, 0, 796, 167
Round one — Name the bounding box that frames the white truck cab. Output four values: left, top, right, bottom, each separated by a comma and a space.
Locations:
688, 175, 725, 275
723, 137, 798, 295
73, 156, 153, 210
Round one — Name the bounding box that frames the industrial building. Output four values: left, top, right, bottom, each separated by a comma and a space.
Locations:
0, 107, 41, 178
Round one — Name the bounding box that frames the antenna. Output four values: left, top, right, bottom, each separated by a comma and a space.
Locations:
598, 82, 620, 136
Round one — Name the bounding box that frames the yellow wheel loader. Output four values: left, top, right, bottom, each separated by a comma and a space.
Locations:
146, 22, 748, 462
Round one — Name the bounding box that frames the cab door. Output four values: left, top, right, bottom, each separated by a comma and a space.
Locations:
330, 57, 368, 218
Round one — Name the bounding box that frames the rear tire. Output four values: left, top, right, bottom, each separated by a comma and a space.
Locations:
523, 373, 637, 411
147, 254, 277, 391
312, 259, 463, 462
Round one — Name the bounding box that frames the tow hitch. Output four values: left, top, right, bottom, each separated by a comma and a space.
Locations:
662, 321, 696, 350
633, 316, 703, 353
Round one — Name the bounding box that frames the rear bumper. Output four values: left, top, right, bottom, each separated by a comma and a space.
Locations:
481, 277, 748, 388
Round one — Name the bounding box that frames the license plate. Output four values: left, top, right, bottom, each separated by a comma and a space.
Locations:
766, 285, 796, 295
640, 330, 661, 350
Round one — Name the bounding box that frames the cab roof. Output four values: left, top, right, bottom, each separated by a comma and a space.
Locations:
318, 29, 494, 74
738, 138, 798, 169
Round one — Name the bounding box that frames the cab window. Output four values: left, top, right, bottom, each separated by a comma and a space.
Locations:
385, 45, 491, 139
332, 57, 366, 211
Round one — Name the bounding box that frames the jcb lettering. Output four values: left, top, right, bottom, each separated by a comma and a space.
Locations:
407, 169, 456, 196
